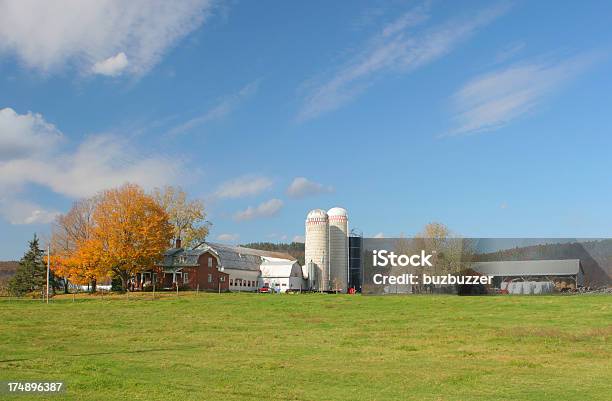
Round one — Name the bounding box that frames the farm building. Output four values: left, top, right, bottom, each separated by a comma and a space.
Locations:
139, 244, 229, 291
471, 259, 584, 294
136, 241, 303, 292
259, 257, 305, 292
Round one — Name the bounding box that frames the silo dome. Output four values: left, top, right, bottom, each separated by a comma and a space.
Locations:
307, 209, 328, 220
327, 207, 347, 217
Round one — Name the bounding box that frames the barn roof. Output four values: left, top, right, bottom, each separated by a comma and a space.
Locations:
206, 243, 295, 261
260, 257, 302, 278
161, 242, 297, 271
471, 259, 582, 276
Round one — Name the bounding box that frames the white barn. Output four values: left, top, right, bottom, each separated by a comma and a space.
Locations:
259, 257, 305, 292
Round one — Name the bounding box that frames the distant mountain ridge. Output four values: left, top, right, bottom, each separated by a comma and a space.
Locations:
241, 242, 305, 266
0, 261, 19, 279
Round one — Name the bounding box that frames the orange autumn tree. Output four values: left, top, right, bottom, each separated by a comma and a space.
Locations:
92, 183, 173, 291
51, 197, 105, 290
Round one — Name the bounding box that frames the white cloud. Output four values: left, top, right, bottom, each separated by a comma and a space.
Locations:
0, 108, 63, 160
91, 52, 129, 76
216, 233, 239, 242
0, 198, 59, 225
373, 232, 385, 238
0, 108, 182, 223
297, 2, 510, 121
446, 52, 599, 136
168, 80, 260, 136
0, 0, 215, 76
233, 199, 283, 222
212, 175, 273, 199
286, 177, 334, 199
292, 235, 305, 243
0, 134, 180, 198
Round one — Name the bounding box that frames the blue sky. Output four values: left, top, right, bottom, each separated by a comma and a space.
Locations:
1, 0, 611, 259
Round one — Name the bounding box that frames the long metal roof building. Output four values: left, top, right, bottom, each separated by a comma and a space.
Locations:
471, 259, 583, 277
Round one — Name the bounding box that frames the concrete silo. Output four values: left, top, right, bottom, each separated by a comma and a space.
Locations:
304, 209, 329, 291
327, 207, 348, 292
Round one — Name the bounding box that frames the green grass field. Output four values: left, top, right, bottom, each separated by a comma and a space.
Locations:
0, 293, 610, 401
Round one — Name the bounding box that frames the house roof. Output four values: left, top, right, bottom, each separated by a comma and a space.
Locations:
160, 247, 210, 268
471, 259, 582, 276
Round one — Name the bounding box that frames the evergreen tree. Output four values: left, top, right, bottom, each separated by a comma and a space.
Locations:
8, 234, 48, 296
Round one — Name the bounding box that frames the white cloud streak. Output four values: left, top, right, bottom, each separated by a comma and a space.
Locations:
286, 177, 334, 199
0, 0, 215, 76
212, 175, 273, 200
297, 2, 511, 121
0, 198, 59, 225
216, 233, 239, 242
168, 80, 260, 136
446, 52, 600, 136
233, 199, 283, 222
0, 107, 183, 224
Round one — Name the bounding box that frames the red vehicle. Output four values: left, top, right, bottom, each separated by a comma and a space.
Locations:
258, 285, 271, 293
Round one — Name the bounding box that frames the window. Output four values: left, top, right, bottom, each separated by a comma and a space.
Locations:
230, 279, 233, 286
183, 273, 189, 284
208, 274, 212, 283
220, 276, 225, 282
208, 257, 213, 267
282, 283, 287, 287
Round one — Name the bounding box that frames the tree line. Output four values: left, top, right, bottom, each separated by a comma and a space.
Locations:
241, 242, 305, 265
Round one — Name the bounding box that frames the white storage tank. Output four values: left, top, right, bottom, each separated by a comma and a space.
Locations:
305, 209, 329, 291
327, 207, 348, 292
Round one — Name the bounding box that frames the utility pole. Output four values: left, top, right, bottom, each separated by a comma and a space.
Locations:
46, 244, 50, 304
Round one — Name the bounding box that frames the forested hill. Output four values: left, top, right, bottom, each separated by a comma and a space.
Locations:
474, 239, 612, 287
241, 242, 305, 266
0, 261, 19, 279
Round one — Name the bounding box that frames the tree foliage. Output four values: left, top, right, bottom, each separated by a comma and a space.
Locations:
152, 185, 210, 249
413, 222, 474, 275
93, 184, 174, 290
50, 183, 174, 291
51, 197, 102, 286
8, 234, 51, 296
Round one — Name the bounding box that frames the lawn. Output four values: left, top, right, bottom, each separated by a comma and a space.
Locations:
0, 293, 610, 401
